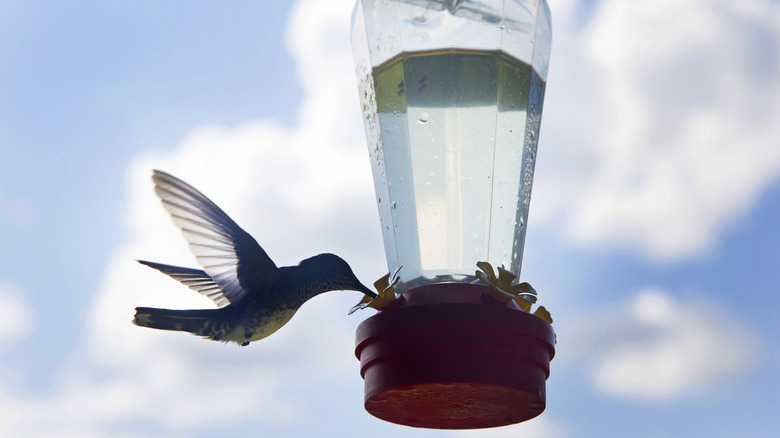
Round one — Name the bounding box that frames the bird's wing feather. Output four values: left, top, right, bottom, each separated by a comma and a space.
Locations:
137, 260, 231, 307
151, 170, 277, 304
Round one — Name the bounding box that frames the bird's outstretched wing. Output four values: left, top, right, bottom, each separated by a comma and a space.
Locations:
151, 170, 277, 304
137, 260, 231, 307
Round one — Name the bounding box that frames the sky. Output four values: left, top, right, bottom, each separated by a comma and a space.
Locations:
0, 0, 779, 436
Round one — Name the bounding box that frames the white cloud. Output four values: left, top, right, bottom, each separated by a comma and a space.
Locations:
559, 287, 758, 401
534, 0, 780, 260
0, 281, 35, 351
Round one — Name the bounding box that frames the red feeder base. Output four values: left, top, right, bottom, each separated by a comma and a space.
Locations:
355, 283, 555, 429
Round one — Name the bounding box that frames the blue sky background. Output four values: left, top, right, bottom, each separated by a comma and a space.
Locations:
1, 0, 778, 437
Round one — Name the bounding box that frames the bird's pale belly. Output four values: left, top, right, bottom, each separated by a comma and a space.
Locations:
227, 308, 299, 344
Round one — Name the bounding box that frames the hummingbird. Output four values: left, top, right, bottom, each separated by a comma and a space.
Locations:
133, 170, 377, 346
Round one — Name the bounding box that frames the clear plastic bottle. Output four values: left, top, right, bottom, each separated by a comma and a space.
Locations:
352, 0, 552, 292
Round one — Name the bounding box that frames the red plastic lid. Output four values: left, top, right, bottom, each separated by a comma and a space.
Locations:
355, 283, 555, 429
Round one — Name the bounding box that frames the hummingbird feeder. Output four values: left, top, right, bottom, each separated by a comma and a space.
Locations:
351, 0, 554, 429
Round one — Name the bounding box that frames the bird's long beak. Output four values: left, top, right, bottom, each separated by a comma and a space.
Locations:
357, 283, 378, 298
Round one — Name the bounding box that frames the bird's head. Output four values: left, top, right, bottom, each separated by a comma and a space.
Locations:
299, 253, 377, 298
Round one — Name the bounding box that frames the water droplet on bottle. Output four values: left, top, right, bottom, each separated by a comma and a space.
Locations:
418, 112, 429, 123
391, 201, 397, 209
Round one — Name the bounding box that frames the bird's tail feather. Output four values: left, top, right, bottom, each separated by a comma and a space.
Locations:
134, 307, 229, 341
